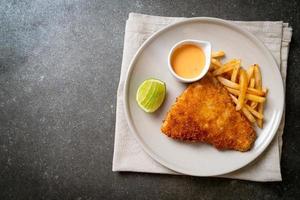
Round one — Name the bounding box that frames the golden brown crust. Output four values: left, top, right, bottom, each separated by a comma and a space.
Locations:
161, 74, 256, 152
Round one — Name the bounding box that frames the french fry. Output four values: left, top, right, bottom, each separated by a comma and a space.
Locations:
257, 103, 264, 128
231, 60, 240, 82
241, 106, 256, 123
226, 87, 266, 103
212, 63, 235, 76
250, 73, 256, 108
247, 87, 266, 96
249, 65, 261, 109
214, 52, 267, 128
251, 101, 258, 109
245, 104, 264, 119
249, 78, 255, 88
224, 59, 239, 66
231, 68, 239, 82
247, 65, 255, 83
211, 58, 223, 70
230, 95, 256, 123
236, 69, 248, 110
217, 77, 266, 96
262, 87, 268, 94
226, 59, 240, 77
254, 64, 264, 127
254, 64, 262, 90
245, 77, 255, 108
217, 76, 239, 89
230, 94, 263, 122
212, 51, 225, 58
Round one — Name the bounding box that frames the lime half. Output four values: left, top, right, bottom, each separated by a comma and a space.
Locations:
136, 78, 166, 113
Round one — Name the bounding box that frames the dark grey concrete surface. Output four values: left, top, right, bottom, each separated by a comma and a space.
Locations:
0, 0, 299, 199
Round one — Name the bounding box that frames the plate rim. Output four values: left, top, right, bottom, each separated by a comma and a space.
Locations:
123, 17, 284, 176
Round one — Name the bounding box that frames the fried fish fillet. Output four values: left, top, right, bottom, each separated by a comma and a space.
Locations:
161, 74, 256, 152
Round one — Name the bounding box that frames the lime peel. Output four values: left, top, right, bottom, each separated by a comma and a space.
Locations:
136, 79, 166, 113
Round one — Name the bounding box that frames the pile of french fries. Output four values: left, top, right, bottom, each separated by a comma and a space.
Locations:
210, 51, 267, 128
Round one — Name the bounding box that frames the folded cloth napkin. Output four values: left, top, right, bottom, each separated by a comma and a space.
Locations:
113, 13, 292, 182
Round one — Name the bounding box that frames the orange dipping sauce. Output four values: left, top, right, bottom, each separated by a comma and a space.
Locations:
171, 44, 206, 79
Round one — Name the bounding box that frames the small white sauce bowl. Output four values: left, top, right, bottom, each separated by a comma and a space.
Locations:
168, 39, 211, 83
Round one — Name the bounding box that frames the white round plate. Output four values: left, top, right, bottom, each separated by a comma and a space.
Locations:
124, 17, 284, 176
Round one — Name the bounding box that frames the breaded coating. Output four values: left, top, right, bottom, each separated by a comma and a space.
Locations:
161, 74, 256, 152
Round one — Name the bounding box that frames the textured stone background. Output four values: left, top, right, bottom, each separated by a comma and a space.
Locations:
0, 0, 299, 199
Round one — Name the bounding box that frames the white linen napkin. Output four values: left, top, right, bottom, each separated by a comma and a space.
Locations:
113, 13, 292, 182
